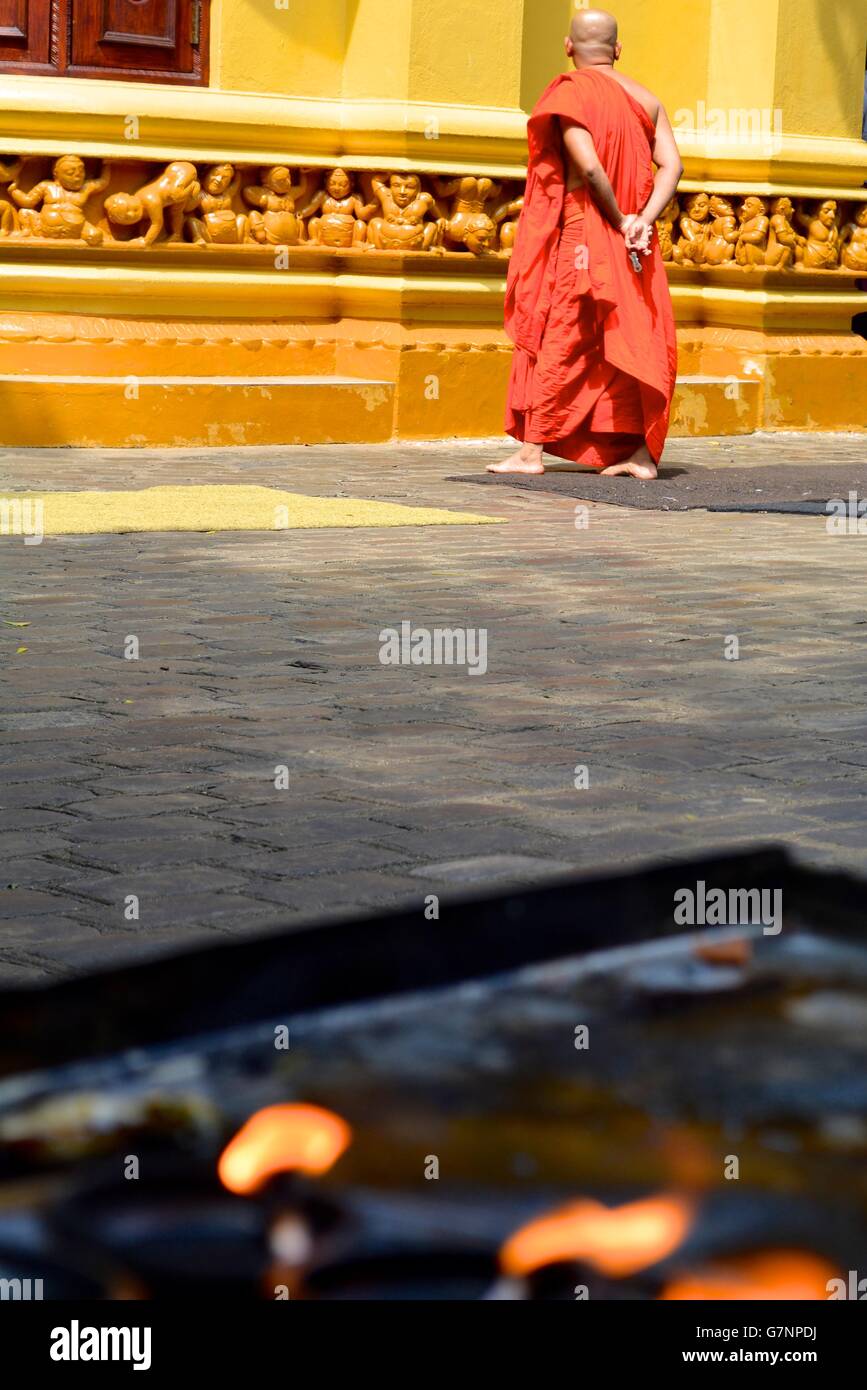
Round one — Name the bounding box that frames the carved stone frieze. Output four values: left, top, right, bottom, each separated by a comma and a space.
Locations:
0, 155, 863, 274
663, 192, 866, 272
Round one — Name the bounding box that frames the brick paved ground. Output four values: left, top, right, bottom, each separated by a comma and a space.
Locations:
2, 432, 867, 984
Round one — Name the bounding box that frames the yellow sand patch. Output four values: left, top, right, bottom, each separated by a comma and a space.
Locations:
0, 486, 502, 537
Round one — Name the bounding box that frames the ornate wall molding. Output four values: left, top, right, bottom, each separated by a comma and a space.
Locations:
2, 73, 866, 186
661, 191, 867, 273
0, 157, 524, 257
0, 155, 864, 276
0, 79, 532, 173
0, 313, 862, 359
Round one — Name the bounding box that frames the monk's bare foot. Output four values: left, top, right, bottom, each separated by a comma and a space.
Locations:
601, 445, 657, 480
487, 443, 545, 475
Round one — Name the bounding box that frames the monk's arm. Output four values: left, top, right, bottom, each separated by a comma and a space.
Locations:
560, 123, 629, 232
634, 105, 683, 234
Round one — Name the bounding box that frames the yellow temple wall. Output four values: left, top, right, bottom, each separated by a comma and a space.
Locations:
0, 0, 863, 445
213, 0, 348, 101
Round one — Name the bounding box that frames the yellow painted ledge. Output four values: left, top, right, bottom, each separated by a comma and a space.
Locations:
678, 135, 867, 191
0, 257, 509, 322
1, 74, 866, 190
0, 485, 502, 536
0, 245, 862, 329
0, 316, 864, 439
0, 76, 530, 175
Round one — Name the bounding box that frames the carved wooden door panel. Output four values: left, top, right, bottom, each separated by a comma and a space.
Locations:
0, 0, 53, 72
68, 0, 205, 81
0, 0, 208, 83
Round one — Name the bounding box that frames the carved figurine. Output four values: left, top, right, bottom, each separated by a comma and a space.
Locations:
367, 173, 441, 251
841, 202, 867, 273
243, 167, 317, 246
656, 194, 679, 262
671, 191, 710, 265
795, 199, 840, 269
0, 157, 23, 234
492, 191, 524, 255
304, 168, 376, 248
735, 195, 769, 267
433, 176, 501, 255
105, 161, 202, 248
765, 196, 802, 269
8, 155, 108, 245
186, 163, 248, 244
701, 195, 738, 265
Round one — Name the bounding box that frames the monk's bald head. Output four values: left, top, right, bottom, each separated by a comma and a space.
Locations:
566, 9, 621, 69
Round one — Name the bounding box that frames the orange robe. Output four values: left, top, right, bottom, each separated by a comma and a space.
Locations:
505, 69, 677, 470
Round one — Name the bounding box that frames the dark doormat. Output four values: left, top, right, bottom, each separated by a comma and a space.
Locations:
448, 463, 867, 513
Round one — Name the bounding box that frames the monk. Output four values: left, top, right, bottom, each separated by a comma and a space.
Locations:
489, 9, 681, 480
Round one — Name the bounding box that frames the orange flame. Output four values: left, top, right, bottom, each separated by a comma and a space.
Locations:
218, 1103, 351, 1195
693, 937, 752, 967
661, 1250, 837, 1301
501, 1194, 694, 1279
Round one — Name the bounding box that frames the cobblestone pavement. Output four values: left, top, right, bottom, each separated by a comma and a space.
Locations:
2, 432, 867, 984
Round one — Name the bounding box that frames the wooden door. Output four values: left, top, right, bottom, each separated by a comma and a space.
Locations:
0, 0, 208, 83
0, 0, 53, 72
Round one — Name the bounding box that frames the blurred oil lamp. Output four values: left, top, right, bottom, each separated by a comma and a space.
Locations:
661, 1250, 838, 1300
217, 1103, 350, 1192
217, 1103, 352, 1298
220, 1107, 506, 1298
491, 1193, 695, 1300
44, 1103, 352, 1299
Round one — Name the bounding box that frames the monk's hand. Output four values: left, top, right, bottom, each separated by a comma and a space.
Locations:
625, 216, 654, 255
